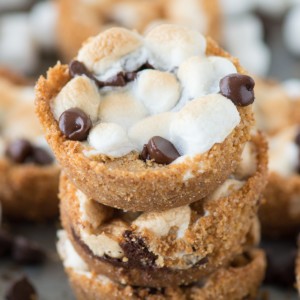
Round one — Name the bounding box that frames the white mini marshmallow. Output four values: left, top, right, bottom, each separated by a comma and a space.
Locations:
227, 41, 271, 77
52, 76, 100, 122
29, 1, 58, 51
219, 0, 256, 15
128, 112, 175, 149
135, 70, 181, 114
170, 94, 240, 155
269, 126, 299, 177
178, 56, 237, 99
98, 92, 148, 129
146, 24, 206, 71
133, 206, 191, 238
0, 14, 38, 74
284, 6, 300, 56
283, 79, 300, 99
77, 28, 143, 76
223, 14, 264, 48
88, 123, 136, 157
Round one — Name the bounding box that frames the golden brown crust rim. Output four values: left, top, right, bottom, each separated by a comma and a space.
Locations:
259, 172, 300, 237
35, 37, 254, 212
65, 249, 266, 300
59, 133, 268, 287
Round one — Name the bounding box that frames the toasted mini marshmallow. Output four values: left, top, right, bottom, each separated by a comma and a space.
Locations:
170, 94, 240, 155
77, 27, 143, 76
98, 92, 148, 129
178, 56, 237, 99
134, 70, 181, 114
52, 76, 100, 122
146, 24, 206, 70
133, 205, 191, 238
87, 122, 135, 157
128, 112, 175, 149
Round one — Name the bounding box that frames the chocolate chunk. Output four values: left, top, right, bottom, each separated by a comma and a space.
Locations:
59, 108, 92, 141
0, 230, 14, 257
121, 231, 157, 268
5, 276, 37, 300
69, 60, 93, 79
144, 136, 180, 164
220, 74, 255, 106
12, 237, 45, 265
31, 147, 53, 165
6, 139, 33, 164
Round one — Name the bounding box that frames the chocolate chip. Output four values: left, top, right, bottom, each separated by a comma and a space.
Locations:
103, 72, 126, 87
5, 276, 37, 300
143, 136, 180, 164
69, 60, 93, 79
295, 132, 300, 146
124, 72, 138, 82
6, 139, 33, 164
140, 145, 150, 161
12, 237, 45, 265
0, 230, 13, 257
31, 147, 53, 166
220, 74, 255, 106
59, 108, 92, 141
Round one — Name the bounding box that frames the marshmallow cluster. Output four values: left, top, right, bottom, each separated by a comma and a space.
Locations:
54, 25, 241, 161
0, 1, 57, 74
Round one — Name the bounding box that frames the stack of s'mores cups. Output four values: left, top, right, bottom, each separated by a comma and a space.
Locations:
35, 24, 268, 299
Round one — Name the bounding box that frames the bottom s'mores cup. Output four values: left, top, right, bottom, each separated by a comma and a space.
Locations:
36, 24, 255, 212
57, 231, 266, 300
59, 133, 267, 287
0, 69, 59, 221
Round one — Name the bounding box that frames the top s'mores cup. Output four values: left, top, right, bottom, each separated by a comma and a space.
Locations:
36, 24, 255, 212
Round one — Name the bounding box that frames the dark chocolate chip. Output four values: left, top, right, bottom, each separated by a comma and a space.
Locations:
295, 132, 300, 146
146, 136, 180, 164
12, 237, 45, 265
0, 230, 14, 257
31, 147, 53, 166
140, 145, 150, 161
220, 74, 255, 106
59, 108, 92, 141
125, 72, 138, 82
69, 60, 93, 79
104, 72, 126, 87
6, 139, 33, 164
5, 276, 37, 300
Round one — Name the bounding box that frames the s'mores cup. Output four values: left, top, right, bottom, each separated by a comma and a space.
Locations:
58, 133, 267, 287
0, 69, 59, 221
254, 80, 300, 236
57, 0, 220, 61
36, 25, 255, 212
58, 231, 266, 300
